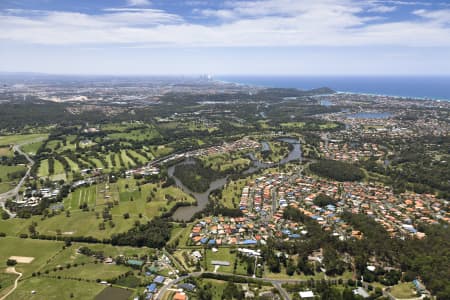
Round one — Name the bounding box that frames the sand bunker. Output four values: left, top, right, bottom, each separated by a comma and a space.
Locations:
9, 256, 34, 263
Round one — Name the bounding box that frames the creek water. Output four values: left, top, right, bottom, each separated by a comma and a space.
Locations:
170, 137, 302, 221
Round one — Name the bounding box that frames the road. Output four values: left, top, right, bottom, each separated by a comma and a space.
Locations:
156, 273, 200, 300
0, 267, 23, 300
0, 138, 44, 218
155, 269, 342, 300
273, 282, 291, 300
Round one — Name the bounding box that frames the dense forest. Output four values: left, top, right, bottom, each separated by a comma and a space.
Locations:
361, 136, 450, 199
309, 160, 365, 182
110, 218, 172, 249
173, 159, 223, 193
276, 207, 450, 299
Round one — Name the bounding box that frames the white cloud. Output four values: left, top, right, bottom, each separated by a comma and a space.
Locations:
367, 5, 397, 13
379, 1, 431, 6
127, 0, 151, 6
414, 9, 450, 24
0, 0, 449, 47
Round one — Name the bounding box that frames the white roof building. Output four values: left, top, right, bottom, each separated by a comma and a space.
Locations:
299, 291, 314, 299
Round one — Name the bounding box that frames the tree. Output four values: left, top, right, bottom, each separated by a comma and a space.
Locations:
286, 258, 296, 276
313, 193, 336, 207
310, 160, 364, 182
267, 254, 281, 273
6, 259, 17, 266
1, 211, 9, 220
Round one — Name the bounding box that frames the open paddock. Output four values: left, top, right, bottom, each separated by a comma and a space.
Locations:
0, 147, 12, 157
7, 276, 105, 300
0, 134, 48, 146
8, 256, 34, 264
95, 287, 133, 300
0, 237, 63, 276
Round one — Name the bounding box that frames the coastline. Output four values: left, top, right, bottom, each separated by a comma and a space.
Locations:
215, 76, 450, 102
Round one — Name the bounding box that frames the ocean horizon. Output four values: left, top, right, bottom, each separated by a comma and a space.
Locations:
216, 76, 450, 101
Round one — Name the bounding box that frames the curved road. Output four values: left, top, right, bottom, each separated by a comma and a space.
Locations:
0, 138, 44, 218
0, 267, 23, 300
155, 270, 336, 300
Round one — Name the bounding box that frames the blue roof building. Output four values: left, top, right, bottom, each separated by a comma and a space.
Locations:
413, 279, 426, 292
147, 283, 157, 293
153, 275, 165, 284
326, 204, 336, 211
241, 239, 257, 245
178, 283, 196, 291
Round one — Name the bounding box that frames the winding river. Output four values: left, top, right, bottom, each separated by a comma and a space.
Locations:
169, 137, 302, 221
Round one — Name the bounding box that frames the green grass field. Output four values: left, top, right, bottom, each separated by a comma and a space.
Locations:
91, 158, 104, 169
8, 276, 105, 300
201, 153, 251, 174
204, 248, 235, 273
29, 179, 196, 239
29, 242, 151, 278
390, 282, 417, 299
0, 165, 27, 181
170, 224, 194, 249
114, 153, 122, 169
0, 147, 13, 157
127, 150, 148, 164
0, 235, 152, 299
21, 142, 43, 156
255, 140, 290, 163
107, 127, 161, 142
150, 145, 174, 158
0, 183, 13, 194
45, 140, 61, 152
120, 150, 135, 169
0, 272, 17, 297
49, 159, 66, 181
64, 157, 79, 172
105, 155, 114, 170
198, 279, 228, 300
113, 179, 195, 219
0, 165, 27, 193
37, 160, 49, 178
77, 158, 94, 170
0, 134, 48, 146
319, 122, 339, 130
64, 185, 98, 210
280, 122, 306, 129
56, 263, 130, 281
0, 216, 36, 236
0, 237, 64, 276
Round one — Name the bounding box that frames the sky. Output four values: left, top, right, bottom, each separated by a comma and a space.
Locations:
0, 0, 449, 76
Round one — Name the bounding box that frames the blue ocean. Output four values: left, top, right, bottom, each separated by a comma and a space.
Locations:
217, 76, 450, 101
